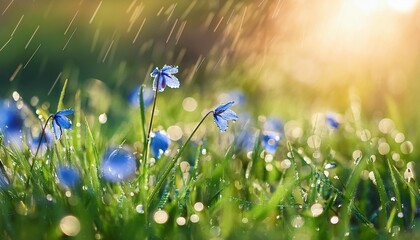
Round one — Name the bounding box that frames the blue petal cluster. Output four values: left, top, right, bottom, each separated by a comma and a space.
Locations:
101, 147, 137, 183
326, 113, 340, 129
261, 117, 283, 154
262, 132, 281, 154
52, 109, 74, 140
151, 65, 180, 92
0, 100, 24, 147
151, 131, 171, 159
0, 171, 9, 189
57, 166, 80, 189
213, 101, 238, 132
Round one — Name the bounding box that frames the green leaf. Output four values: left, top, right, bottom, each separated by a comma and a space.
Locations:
57, 78, 68, 111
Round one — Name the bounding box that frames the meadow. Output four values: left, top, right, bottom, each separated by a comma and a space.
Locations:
1, 0, 420, 239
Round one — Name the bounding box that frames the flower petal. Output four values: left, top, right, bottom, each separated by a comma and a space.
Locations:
52, 119, 62, 140
214, 101, 235, 114
55, 115, 72, 129
151, 131, 171, 159
164, 75, 180, 89
214, 114, 229, 132
162, 65, 178, 74
56, 108, 74, 116
150, 68, 160, 77
219, 109, 238, 121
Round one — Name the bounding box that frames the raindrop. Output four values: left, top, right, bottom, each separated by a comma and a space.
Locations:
378, 142, 390, 155
98, 113, 107, 124
154, 210, 169, 224
136, 204, 144, 214
400, 141, 413, 154
182, 97, 198, 112
307, 135, 321, 149
46, 194, 53, 201
60, 215, 81, 237
167, 125, 183, 141
369, 155, 376, 163
311, 203, 323, 217
325, 162, 336, 169
397, 212, 404, 218
281, 159, 291, 169
194, 202, 204, 212
394, 132, 405, 143
291, 216, 304, 228
378, 118, 395, 134
352, 150, 362, 162
330, 216, 339, 224
176, 217, 186, 226
190, 214, 200, 223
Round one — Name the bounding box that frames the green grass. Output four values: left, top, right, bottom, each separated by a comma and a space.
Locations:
0, 79, 419, 239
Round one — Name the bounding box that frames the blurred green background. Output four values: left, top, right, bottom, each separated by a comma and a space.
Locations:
0, 0, 419, 144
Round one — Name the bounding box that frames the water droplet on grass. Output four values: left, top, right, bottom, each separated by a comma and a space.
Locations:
311, 203, 323, 217
154, 210, 169, 224
60, 215, 81, 237
176, 217, 186, 226
291, 216, 304, 228
136, 204, 144, 214
330, 216, 339, 224
400, 141, 413, 154
194, 202, 204, 212
190, 214, 200, 223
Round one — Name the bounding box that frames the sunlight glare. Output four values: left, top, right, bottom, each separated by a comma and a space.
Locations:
387, 0, 418, 12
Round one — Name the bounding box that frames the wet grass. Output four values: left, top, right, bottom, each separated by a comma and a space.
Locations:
0, 79, 419, 239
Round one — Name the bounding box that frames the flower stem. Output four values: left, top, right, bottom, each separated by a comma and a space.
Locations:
141, 73, 160, 191
26, 115, 53, 189
146, 111, 213, 208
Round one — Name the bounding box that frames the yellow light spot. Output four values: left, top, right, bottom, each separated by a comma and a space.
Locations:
311, 203, 323, 217
176, 217, 186, 226
194, 202, 204, 212
330, 216, 339, 224
190, 214, 200, 223
153, 210, 169, 224
182, 97, 198, 112
167, 125, 183, 141
98, 113, 107, 124
60, 215, 81, 237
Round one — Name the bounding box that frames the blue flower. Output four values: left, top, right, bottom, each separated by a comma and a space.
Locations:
262, 131, 281, 154
57, 166, 80, 189
0, 171, 9, 189
213, 101, 238, 132
326, 113, 340, 129
0, 100, 23, 133
101, 147, 137, 183
129, 86, 154, 108
52, 108, 74, 140
151, 65, 180, 92
151, 131, 171, 159
0, 100, 24, 148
